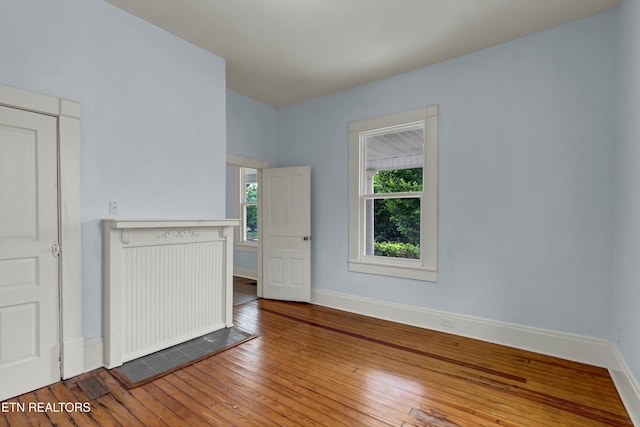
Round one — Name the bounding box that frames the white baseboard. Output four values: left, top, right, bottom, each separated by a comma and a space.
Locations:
312, 289, 640, 425
84, 338, 104, 372
233, 267, 258, 280
609, 343, 640, 426
61, 337, 85, 379
312, 289, 611, 367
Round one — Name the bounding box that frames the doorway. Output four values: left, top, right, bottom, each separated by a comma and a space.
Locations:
226, 154, 312, 304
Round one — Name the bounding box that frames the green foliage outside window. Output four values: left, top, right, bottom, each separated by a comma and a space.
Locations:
245, 182, 258, 241
372, 168, 422, 259
245, 182, 257, 202
373, 241, 420, 258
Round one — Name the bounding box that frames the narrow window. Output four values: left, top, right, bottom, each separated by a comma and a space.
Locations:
240, 167, 258, 245
348, 106, 438, 281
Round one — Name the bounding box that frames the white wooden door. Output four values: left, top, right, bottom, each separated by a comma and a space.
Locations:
0, 105, 60, 401
262, 166, 311, 302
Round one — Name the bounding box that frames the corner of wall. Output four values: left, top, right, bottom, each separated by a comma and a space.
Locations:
609, 343, 640, 426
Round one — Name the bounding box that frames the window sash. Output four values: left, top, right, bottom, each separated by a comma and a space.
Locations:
239, 167, 259, 245
361, 134, 425, 263
362, 194, 423, 261
242, 201, 258, 242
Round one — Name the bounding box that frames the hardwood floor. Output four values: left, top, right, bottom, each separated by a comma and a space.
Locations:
0, 299, 632, 426
233, 277, 258, 306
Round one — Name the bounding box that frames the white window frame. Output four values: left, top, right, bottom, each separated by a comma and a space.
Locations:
239, 166, 258, 247
226, 154, 269, 254
348, 106, 438, 281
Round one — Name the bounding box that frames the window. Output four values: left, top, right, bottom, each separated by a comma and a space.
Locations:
227, 154, 269, 253
239, 167, 258, 245
348, 106, 438, 281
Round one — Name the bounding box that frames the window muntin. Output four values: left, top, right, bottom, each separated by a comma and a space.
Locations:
348, 106, 438, 281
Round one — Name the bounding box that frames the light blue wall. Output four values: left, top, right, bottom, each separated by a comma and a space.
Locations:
276, 11, 617, 339
226, 89, 278, 274
0, 0, 227, 339
227, 89, 278, 163
614, 0, 640, 381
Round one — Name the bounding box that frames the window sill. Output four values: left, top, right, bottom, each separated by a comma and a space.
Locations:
235, 243, 258, 253
348, 260, 437, 282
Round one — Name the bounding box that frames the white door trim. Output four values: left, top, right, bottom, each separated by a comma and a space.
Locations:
226, 153, 270, 170
226, 154, 270, 298
0, 84, 83, 379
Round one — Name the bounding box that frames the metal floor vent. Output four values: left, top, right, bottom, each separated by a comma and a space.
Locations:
76, 375, 110, 400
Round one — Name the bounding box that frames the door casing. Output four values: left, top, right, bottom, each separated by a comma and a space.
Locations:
227, 154, 270, 297
0, 84, 84, 380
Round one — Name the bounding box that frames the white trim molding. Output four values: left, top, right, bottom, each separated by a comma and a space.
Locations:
0, 84, 83, 379
609, 344, 640, 426
226, 154, 270, 299
226, 153, 270, 170
233, 267, 258, 281
84, 339, 104, 372
237, 166, 259, 248
312, 289, 611, 367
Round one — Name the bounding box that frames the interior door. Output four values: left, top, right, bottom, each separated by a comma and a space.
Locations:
0, 105, 60, 401
262, 166, 311, 302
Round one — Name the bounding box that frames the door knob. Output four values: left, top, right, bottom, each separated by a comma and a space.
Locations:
303, 236, 310, 241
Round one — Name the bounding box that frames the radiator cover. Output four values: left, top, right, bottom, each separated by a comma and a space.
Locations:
102, 219, 239, 368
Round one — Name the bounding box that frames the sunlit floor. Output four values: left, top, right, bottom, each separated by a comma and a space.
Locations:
0, 299, 632, 426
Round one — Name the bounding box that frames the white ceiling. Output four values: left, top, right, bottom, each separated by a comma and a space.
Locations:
104, 0, 619, 108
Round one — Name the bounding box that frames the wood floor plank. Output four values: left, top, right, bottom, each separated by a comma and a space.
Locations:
196, 354, 360, 426
189, 357, 335, 427
16, 393, 57, 427
0, 299, 632, 426
62, 376, 120, 427
47, 380, 98, 426
0, 399, 28, 427
235, 308, 536, 424
260, 300, 592, 392
228, 332, 512, 426
143, 382, 212, 426
127, 386, 186, 426
228, 321, 536, 427
215, 349, 397, 426
152, 376, 245, 426
174, 366, 285, 426
31, 387, 75, 427
242, 300, 632, 427
94, 370, 168, 427
161, 371, 268, 426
